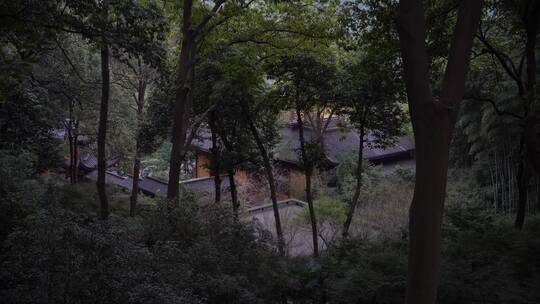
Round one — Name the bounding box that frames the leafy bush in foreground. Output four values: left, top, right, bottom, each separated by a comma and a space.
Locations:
0, 192, 285, 304
1, 178, 540, 304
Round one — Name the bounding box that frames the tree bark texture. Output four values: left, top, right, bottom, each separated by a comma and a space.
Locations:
241, 99, 285, 255
167, 0, 195, 201
68, 126, 75, 183
73, 124, 79, 183
209, 112, 222, 203
228, 170, 239, 217
167, 0, 226, 201
97, 1, 110, 220
397, 1, 482, 303
515, 154, 531, 229
477, 2, 539, 227
130, 74, 146, 217
130, 157, 140, 217
342, 126, 365, 238
295, 108, 319, 257
516, 1, 540, 227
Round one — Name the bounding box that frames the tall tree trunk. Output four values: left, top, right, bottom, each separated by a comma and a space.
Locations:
295, 108, 319, 257
167, 0, 226, 201
209, 112, 222, 203
515, 1, 540, 227
524, 1, 540, 176
130, 157, 140, 217
97, 1, 110, 220
215, 119, 241, 215
515, 156, 531, 229
342, 126, 365, 238
67, 102, 75, 183
228, 170, 239, 217
396, 1, 482, 303
67, 126, 74, 183
537, 174, 540, 211
241, 99, 285, 255
167, 0, 194, 201
73, 123, 79, 183
130, 75, 147, 217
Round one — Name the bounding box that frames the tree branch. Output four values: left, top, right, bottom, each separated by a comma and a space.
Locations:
440, 0, 483, 108
53, 37, 101, 85
322, 108, 335, 132
193, 0, 227, 37
476, 28, 523, 92
464, 95, 523, 120
181, 104, 217, 157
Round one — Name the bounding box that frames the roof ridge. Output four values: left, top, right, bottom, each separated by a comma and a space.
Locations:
145, 175, 168, 184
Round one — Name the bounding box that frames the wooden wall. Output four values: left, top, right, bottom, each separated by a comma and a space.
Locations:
196, 150, 308, 203
287, 168, 306, 200
196, 151, 211, 178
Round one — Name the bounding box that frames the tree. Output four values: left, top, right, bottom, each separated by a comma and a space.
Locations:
64, 0, 165, 219
167, 0, 227, 201
97, 0, 111, 220
193, 44, 286, 252
268, 51, 338, 257
468, 0, 540, 229
240, 96, 285, 255
191, 48, 225, 204
220, 54, 286, 252
33, 35, 103, 184
219, 50, 286, 254
0, 1, 75, 174
396, 1, 482, 303
165, 0, 342, 201
114, 58, 157, 216
337, 55, 407, 238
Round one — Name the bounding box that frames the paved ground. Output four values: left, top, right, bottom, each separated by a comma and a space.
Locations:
249, 200, 327, 256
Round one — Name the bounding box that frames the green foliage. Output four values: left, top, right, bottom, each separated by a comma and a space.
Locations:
446, 168, 492, 209
2, 1, 539, 304
440, 208, 540, 304
0, 151, 48, 246
141, 142, 173, 177
0, 187, 285, 304
194, 44, 282, 171
267, 50, 338, 168
1, 163, 540, 304
335, 153, 375, 199
314, 195, 347, 223
335, 155, 414, 240
139, 69, 176, 155
57, 181, 148, 217
0, 50, 63, 172
453, 0, 536, 180
296, 195, 347, 245
322, 238, 408, 304
335, 53, 408, 149
313, 209, 540, 304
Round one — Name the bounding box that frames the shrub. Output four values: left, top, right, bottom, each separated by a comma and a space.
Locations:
0, 188, 288, 304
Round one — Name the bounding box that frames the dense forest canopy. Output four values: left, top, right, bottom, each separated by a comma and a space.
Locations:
1, 0, 540, 303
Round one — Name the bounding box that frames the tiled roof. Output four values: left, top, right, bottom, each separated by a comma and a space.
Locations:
193, 124, 415, 166
125, 175, 231, 197
84, 171, 231, 197
51, 128, 91, 143
119, 176, 135, 190
79, 152, 98, 170
85, 170, 130, 187
247, 198, 306, 215
182, 175, 230, 192
138, 176, 168, 196
79, 152, 119, 171
51, 128, 66, 140
192, 132, 213, 153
